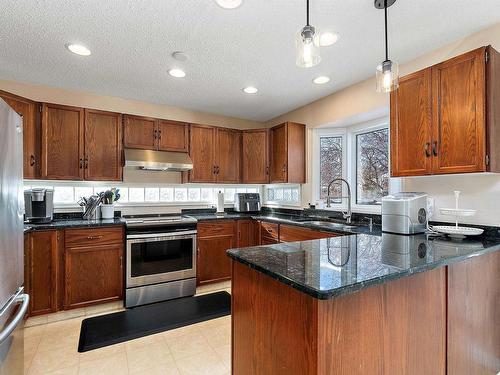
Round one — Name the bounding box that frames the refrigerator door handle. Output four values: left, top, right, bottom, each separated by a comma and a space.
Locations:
0, 293, 29, 345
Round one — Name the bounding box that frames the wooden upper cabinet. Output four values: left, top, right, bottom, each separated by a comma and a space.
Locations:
242, 129, 269, 183
0, 91, 40, 179
123, 114, 157, 150
41, 103, 84, 180
390, 68, 433, 177
391, 46, 500, 177
189, 124, 217, 183
84, 109, 123, 181
216, 128, 241, 183
270, 122, 306, 183
157, 120, 188, 152
431, 47, 487, 174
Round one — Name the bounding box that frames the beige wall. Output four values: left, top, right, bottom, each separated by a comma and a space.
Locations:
0, 79, 265, 130
267, 22, 500, 225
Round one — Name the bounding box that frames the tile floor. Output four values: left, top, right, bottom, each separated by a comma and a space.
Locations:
24, 281, 232, 375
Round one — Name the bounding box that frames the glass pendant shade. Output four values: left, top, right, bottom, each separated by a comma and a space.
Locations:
376, 59, 399, 93
296, 25, 321, 68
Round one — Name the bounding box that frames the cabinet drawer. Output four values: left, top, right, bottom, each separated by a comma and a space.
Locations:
279, 224, 338, 243
198, 220, 236, 238
65, 226, 123, 247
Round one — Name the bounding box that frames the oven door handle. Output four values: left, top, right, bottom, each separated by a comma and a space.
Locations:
126, 230, 197, 240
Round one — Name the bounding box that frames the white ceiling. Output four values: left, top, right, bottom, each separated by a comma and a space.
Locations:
1, 0, 499, 122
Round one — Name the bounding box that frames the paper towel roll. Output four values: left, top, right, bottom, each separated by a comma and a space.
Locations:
217, 191, 225, 213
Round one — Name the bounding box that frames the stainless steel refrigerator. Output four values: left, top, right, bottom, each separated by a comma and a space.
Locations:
0, 98, 30, 375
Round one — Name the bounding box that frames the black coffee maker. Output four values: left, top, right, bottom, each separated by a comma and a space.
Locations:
24, 188, 54, 223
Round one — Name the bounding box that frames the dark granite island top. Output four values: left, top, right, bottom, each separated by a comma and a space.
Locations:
228, 232, 500, 299
229, 232, 500, 374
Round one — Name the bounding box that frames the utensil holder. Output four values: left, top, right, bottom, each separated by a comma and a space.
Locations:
100, 204, 115, 219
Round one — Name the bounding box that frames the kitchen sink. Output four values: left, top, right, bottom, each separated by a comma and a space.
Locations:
306, 221, 358, 231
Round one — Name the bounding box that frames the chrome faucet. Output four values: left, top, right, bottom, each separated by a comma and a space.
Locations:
326, 178, 352, 224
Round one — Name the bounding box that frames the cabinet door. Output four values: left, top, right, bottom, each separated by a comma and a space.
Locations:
270, 123, 288, 183
84, 109, 123, 181
431, 47, 487, 174
279, 224, 338, 242
157, 120, 189, 152
259, 222, 279, 245
197, 221, 236, 285
216, 128, 241, 183
0, 91, 39, 179
237, 220, 258, 248
64, 244, 123, 309
390, 69, 433, 177
41, 103, 84, 180
189, 125, 217, 182
242, 130, 269, 183
123, 114, 157, 150
29, 231, 59, 316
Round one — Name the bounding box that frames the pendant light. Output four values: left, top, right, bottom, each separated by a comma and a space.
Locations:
375, 0, 399, 92
296, 0, 320, 68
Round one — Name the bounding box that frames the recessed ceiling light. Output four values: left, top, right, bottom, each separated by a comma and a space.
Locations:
215, 0, 242, 9
318, 32, 340, 47
172, 51, 189, 62
66, 43, 91, 56
168, 69, 186, 78
242, 86, 258, 94
313, 76, 330, 85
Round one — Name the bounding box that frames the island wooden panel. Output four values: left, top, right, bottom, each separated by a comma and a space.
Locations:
232, 261, 318, 375
447, 250, 500, 375
232, 262, 447, 375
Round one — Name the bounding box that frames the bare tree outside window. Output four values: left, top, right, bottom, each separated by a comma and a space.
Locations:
319, 136, 342, 202
356, 129, 389, 205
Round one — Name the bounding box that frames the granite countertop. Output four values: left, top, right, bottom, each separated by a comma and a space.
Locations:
24, 218, 125, 232
189, 212, 380, 236
227, 233, 500, 300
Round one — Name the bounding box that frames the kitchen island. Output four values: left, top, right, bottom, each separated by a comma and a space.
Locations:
228, 233, 500, 375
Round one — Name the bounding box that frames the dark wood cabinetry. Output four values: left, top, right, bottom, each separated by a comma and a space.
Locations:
41, 103, 84, 180
216, 128, 241, 183
0, 90, 40, 179
270, 122, 306, 183
84, 109, 123, 181
188, 124, 217, 183
64, 227, 124, 309
124, 115, 189, 153
279, 224, 338, 242
27, 230, 60, 316
242, 129, 269, 183
237, 220, 258, 248
197, 220, 236, 285
259, 221, 280, 245
391, 46, 500, 176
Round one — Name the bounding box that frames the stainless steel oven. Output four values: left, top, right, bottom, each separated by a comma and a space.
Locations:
124, 215, 198, 308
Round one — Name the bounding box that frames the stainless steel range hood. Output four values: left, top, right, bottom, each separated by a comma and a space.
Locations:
124, 148, 193, 172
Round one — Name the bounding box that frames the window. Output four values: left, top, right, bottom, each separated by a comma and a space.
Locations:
264, 186, 301, 205
315, 118, 395, 212
356, 129, 389, 205
319, 136, 343, 202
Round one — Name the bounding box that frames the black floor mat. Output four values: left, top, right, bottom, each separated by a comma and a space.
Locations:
78, 291, 231, 352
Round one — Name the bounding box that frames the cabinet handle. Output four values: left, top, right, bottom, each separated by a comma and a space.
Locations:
282, 164, 287, 173
29, 155, 35, 166
153, 129, 157, 140
424, 143, 431, 157
84, 159, 89, 169
119, 256, 123, 267
432, 141, 438, 157
86, 235, 103, 240
213, 165, 217, 175
158, 129, 162, 140
216, 166, 220, 175
79, 158, 84, 169
265, 166, 269, 175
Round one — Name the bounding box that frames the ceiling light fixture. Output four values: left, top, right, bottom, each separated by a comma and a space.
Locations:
215, 0, 242, 9
66, 44, 91, 56
168, 68, 186, 78
242, 86, 258, 94
313, 76, 330, 84
318, 32, 340, 47
296, 0, 320, 68
375, 0, 399, 93
172, 51, 189, 62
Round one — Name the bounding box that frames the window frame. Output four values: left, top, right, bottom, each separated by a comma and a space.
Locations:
314, 117, 399, 214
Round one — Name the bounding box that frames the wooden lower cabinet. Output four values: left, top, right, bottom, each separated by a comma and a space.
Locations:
279, 224, 339, 242
197, 220, 236, 285
259, 221, 279, 245
64, 244, 123, 309
27, 230, 61, 316
237, 219, 259, 248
